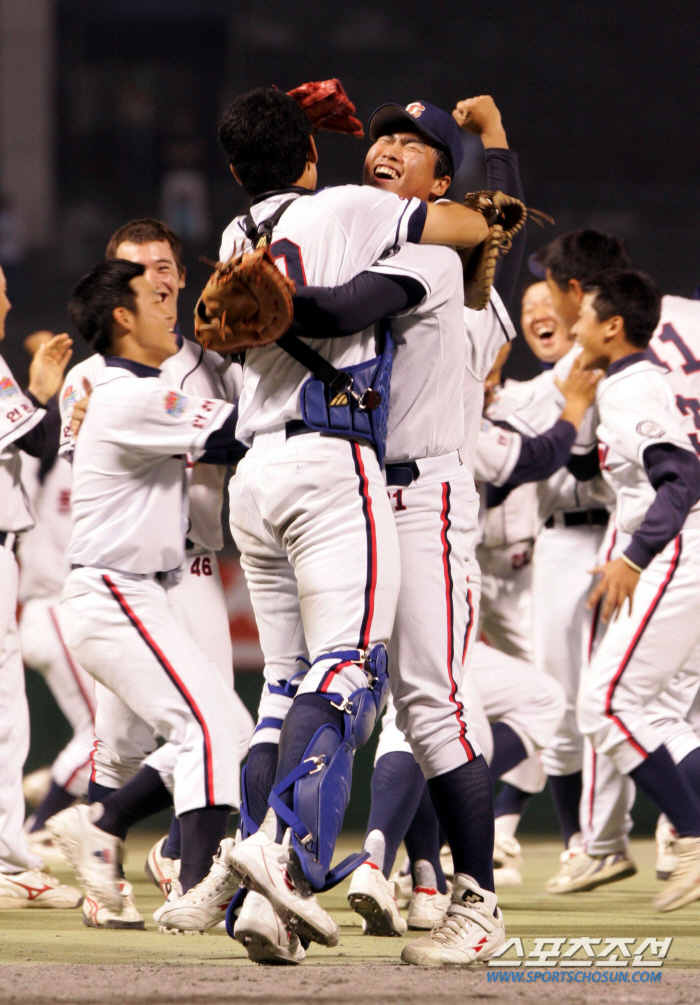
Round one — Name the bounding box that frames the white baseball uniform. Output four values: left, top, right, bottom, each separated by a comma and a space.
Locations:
18, 454, 95, 796
60, 338, 254, 791
577, 355, 700, 778
59, 358, 243, 814
0, 354, 47, 873
222, 185, 429, 746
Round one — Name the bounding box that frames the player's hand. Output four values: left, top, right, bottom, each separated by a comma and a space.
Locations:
70, 378, 92, 439
587, 557, 640, 624
452, 95, 508, 149
27, 333, 73, 405
555, 356, 604, 429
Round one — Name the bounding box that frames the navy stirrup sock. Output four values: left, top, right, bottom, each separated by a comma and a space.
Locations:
96, 765, 173, 841
428, 755, 495, 893
30, 782, 76, 831
87, 780, 116, 805
490, 723, 528, 780
161, 814, 181, 860
548, 771, 582, 847
630, 745, 700, 838
178, 806, 231, 892
365, 752, 425, 878
404, 780, 448, 894
677, 747, 700, 801
494, 782, 533, 819
245, 743, 279, 828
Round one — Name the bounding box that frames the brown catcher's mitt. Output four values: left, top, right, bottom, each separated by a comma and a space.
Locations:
287, 79, 364, 137
194, 247, 296, 353
460, 191, 553, 310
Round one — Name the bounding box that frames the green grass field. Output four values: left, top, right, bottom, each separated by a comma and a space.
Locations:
0, 834, 698, 969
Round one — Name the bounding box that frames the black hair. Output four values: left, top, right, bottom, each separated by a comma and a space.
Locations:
536, 230, 630, 289
218, 88, 312, 197
69, 260, 145, 356
106, 218, 184, 275
581, 269, 661, 349
433, 146, 453, 181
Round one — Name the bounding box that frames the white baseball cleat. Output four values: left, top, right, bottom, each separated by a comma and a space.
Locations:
145, 836, 181, 899
234, 891, 306, 964
227, 830, 340, 947
390, 866, 413, 910
407, 882, 452, 930
153, 839, 239, 932
652, 837, 700, 912
24, 828, 69, 867
347, 862, 407, 936
545, 848, 636, 894
655, 814, 679, 880
493, 834, 523, 887
401, 874, 505, 967
82, 880, 145, 929
47, 803, 123, 912
0, 868, 82, 909
22, 768, 53, 808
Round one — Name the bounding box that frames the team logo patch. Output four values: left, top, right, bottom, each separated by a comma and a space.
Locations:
406, 102, 425, 118
636, 420, 665, 438
62, 384, 77, 408
0, 376, 18, 399
164, 390, 186, 417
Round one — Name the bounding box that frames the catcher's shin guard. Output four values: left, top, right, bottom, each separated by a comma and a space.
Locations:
269, 645, 389, 892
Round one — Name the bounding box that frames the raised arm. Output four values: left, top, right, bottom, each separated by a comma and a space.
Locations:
420, 201, 489, 248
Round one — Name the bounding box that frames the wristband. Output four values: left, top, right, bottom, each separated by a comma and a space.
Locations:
621, 553, 643, 574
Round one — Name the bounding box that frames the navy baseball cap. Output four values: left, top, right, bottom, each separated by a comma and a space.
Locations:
368, 100, 464, 174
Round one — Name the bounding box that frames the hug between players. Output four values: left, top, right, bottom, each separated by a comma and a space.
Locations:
3, 81, 700, 967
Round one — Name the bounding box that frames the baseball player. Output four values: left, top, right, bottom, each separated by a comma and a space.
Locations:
18, 334, 95, 857
155, 87, 494, 959
0, 265, 81, 910
58, 218, 254, 929
573, 268, 700, 912
47, 259, 245, 920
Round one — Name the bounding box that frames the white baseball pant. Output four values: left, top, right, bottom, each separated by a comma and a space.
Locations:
477, 541, 535, 663
19, 598, 96, 797
90, 549, 253, 794
60, 567, 240, 814
578, 528, 700, 776
533, 519, 607, 777
231, 431, 400, 746
0, 544, 40, 873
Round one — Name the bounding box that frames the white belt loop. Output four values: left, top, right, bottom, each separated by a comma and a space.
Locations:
414, 450, 462, 480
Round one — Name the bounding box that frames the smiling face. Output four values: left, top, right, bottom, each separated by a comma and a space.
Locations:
363, 131, 451, 202
112, 275, 179, 367
520, 281, 574, 364
114, 239, 184, 330
570, 291, 619, 371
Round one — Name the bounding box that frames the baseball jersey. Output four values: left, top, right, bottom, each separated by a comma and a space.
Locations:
648, 295, 700, 455
595, 354, 700, 538
18, 454, 72, 601
219, 186, 428, 446
0, 353, 45, 532
460, 288, 517, 472
60, 337, 241, 552
68, 359, 235, 575
368, 243, 464, 463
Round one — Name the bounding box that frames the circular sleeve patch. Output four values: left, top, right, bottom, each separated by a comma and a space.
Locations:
636, 420, 665, 438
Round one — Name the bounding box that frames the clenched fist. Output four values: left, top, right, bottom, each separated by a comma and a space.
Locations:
452, 95, 508, 150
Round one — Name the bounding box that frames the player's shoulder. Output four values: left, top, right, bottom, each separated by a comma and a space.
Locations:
659, 293, 700, 322
599, 356, 670, 402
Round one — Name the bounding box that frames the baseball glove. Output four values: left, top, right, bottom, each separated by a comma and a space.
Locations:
460, 191, 552, 310
287, 78, 364, 137
194, 247, 296, 353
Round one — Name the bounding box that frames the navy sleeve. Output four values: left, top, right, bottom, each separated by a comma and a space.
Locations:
293, 272, 426, 338
485, 420, 576, 508
485, 148, 526, 309
15, 395, 60, 459
625, 443, 700, 569
567, 447, 601, 481
199, 406, 248, 466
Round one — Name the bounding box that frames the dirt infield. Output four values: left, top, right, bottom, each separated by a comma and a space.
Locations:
1, 835, 699, 1003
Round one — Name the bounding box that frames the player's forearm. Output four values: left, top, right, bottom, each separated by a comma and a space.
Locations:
486, 149, 525, 308
505, 419, 576, 488
421, 203, 488, 248
15, 397, 60, 458
626, 443, 700, 569
293, 273, 425, 337
198, 406, 248, 466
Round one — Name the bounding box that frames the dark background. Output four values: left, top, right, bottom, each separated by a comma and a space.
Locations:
9, 0, 697, 835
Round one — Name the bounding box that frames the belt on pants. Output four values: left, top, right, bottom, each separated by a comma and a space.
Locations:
70, 564, 170, 583
545, 508, 609, 529
385, 451, 462, 487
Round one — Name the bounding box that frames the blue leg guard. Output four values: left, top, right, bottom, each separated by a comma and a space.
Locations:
268, 644, 389, 893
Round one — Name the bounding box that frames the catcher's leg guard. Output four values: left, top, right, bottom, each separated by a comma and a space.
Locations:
269, 645, 389, 892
